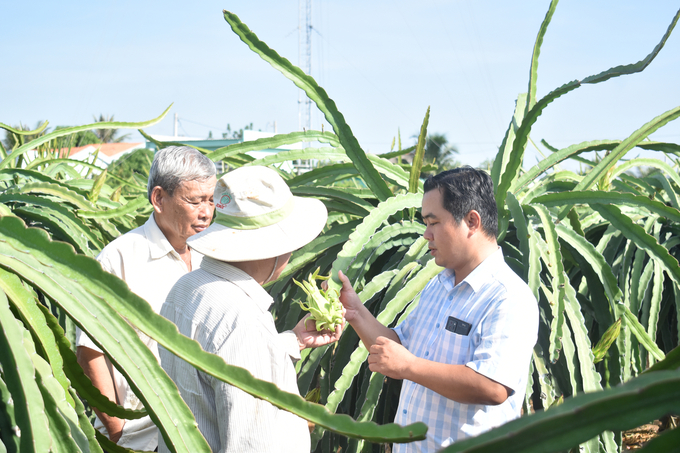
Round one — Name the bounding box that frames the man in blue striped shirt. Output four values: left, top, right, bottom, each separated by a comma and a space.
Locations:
337, 167, 538, 452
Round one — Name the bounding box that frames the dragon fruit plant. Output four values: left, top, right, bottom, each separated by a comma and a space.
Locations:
293, 267, 344, 332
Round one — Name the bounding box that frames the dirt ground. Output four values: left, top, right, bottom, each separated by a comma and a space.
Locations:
622, 416, 679, 450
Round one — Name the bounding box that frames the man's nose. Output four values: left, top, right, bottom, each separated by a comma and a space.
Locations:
199, 202, 214, 219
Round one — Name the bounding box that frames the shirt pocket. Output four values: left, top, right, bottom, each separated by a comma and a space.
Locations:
175, 361, 202, 396
434, 329, 471, 365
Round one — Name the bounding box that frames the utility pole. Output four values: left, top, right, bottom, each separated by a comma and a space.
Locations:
174, 113, 178, 138
298, 0, 312, 133
297, 0, 312, 173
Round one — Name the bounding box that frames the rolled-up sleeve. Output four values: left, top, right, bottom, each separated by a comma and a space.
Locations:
465, 291, 538, 395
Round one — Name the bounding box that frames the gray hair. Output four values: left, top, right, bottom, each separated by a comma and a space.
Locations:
147, 146, 216, 201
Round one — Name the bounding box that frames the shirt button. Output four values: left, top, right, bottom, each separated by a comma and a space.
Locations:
448, 295, 453, 300
403, 409, 407, 414
425, 351, 429, 356
436, 323, 440, 328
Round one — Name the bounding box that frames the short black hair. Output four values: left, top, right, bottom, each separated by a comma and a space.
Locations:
423, 166, 498, 239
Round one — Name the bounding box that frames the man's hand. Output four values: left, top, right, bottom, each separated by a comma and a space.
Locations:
321, 270, 362, 322
368, 336, 416, 380
323, 270, 401, 349
293, 314, 344, 350
335, 270, 363, 323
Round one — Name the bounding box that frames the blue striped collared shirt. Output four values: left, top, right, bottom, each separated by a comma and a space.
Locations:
392, 248, 538, 452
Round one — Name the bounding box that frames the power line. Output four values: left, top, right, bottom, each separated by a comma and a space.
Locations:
178, 122, 191, 137
177, 118, 225, 131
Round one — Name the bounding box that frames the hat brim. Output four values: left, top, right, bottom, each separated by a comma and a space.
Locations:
188, 196, 328, 262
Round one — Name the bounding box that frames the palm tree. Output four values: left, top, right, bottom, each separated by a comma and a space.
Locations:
424, 133, 459, 169
406, 132, 461, 176
93, 114, 131, 143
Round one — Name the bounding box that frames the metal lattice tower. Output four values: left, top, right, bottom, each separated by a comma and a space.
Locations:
298, 0, 312, 133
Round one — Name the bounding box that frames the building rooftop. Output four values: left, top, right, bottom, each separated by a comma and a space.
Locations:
57, 142, 144, 158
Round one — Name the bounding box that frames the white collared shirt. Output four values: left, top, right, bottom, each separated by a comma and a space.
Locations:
75, 214, 202, 451
158, 257, 308, 453
392, 248, 538, 452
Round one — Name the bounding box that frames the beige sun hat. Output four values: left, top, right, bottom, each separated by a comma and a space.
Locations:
188, 166, 328, 262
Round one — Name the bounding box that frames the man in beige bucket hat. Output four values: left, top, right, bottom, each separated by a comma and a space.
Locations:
158, 165, 343, 453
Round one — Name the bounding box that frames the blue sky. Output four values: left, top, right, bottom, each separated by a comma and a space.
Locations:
3, 1, 679, 167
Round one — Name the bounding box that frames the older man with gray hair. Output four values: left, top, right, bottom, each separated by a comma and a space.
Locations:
76, 146, 217, 451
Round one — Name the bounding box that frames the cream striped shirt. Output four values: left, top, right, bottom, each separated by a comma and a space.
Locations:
158, 257, 309, 453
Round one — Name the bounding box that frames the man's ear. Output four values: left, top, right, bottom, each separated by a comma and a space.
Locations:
465, 210, 482, 234
150, 186, 164, 214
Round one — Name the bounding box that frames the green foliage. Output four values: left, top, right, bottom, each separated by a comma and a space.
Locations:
409, 108, 429, 199
2, 121, 123, 162
107, 147, 154, 195
0, 121, 48, 152
1, 4, 680, 453
92, 114, 131, 143
441, 369, 680, 453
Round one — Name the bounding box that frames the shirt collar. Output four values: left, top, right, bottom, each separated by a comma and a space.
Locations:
437, 247, 505, 293
144, 213, 177, 260
199, 256, 274, 312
